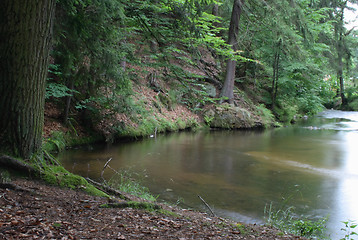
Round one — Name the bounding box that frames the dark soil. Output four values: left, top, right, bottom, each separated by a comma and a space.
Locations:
0, 178, 306, 239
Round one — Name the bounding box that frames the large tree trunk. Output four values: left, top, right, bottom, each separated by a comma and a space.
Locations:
0, 0, 56, 159
221, 0, 244, 103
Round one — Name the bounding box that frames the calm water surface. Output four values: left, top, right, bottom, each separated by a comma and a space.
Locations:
58, 110, 358, 238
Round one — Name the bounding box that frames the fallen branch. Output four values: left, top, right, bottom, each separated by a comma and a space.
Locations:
100, 158, 119, 183
198, 195, 216, 217
85, 177, 130, 200
101, 158, 112, 183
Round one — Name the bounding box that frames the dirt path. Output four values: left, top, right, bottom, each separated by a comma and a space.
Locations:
0, 179, 305, 239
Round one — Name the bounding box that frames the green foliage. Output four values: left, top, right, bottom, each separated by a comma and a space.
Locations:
46, 82, 77, 99
273, 100, 299, 124
204, 115, 214, 125
345, 86, 358, 110
234, 223, 249, 235
43, 129, 102, 154
348, 99, 358, 111
177, 80, 222, 112
264, 202, 328, 239
175, 118, 187, 130
116, 112, 199, 138
158, 93, 173, 110
43, 131, 67, 153
46, 64, 77, 99
186, 117, 200, 130
292, 219, 328, 238
108, 169, 157, 201
48, 63, 62, 77
255, 104, 274, 127
52, 0, 133, 121
296, 94, 324, 115
341, 220, 358, 240
239, 0, 358, 115
100, 201, 160, 211
46, 0, 358, 134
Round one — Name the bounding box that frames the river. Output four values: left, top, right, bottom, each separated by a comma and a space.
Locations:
58, 110, 358, 239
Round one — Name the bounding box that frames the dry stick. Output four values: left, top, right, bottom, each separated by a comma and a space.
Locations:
101, 158, 120, 185
43, 150, 60, 166
72, 162, 77, 172
107, 164, 119, 174
198, 195, 216, 217
86, 177, 130, 200
101, 158, 112, 183
87, 163, 90, 178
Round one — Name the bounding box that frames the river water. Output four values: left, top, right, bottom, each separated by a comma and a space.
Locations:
58, 110, 358, 238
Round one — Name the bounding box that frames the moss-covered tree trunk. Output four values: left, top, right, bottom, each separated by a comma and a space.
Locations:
0, 0, 56, 159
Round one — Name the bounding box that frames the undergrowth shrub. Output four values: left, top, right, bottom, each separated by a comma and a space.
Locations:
297, 94, 324, 115
256, 104, 274, 127
274, 100, 299, 123
43, 131, 67, 152
348, 99, 358, 111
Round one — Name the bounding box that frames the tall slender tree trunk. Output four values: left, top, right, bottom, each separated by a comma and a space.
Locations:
335, 0, 348, 107
337, 28, 347, 106
220, 0, 244, 103
271, 38, 282, 110
337, 46, 346, 105
0, 0, 56, 159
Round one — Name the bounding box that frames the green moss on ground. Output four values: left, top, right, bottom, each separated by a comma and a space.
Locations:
40, 165, 108, 197
100, 201, 161, 211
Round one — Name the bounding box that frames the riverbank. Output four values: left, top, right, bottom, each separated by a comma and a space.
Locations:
0, 178, 305, 239
43, 52, 276, 152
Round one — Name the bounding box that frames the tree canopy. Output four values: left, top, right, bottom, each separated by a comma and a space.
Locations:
49, 0, 358, 122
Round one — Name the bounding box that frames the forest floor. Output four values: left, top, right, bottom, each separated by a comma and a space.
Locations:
0, 178, 305, 239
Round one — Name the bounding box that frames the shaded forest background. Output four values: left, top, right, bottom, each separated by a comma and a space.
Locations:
46, 0, 358, 142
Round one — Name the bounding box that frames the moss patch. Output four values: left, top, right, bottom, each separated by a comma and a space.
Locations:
100, 201, 161, 211
40, 165, 108, 197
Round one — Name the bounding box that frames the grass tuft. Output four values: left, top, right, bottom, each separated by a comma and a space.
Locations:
108, 169, 158, 202
264, 202, 328, 239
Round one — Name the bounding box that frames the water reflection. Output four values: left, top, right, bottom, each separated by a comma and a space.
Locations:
58, 110, 358, 238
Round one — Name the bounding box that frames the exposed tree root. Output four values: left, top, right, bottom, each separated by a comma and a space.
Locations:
0, 182, 36, 194
0, 155, 39, 177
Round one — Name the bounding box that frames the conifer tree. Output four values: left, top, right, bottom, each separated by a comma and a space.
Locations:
0, 0, 56, 159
